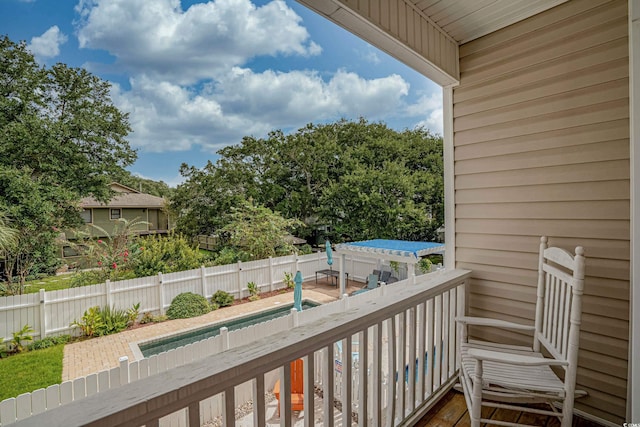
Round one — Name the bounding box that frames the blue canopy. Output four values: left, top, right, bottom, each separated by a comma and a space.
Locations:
335, 239, 444, 261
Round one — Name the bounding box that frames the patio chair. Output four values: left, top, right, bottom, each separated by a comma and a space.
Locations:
351, 273, 378, 295
456, 236, 587, 427
273, 358, 304, 415
378, 270, 391, 284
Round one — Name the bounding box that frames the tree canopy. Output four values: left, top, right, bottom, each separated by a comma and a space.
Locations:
172, 118, 443, 246
0, 36, 136, 292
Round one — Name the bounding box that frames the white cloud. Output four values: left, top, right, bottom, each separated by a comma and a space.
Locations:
28, 26, 68, 60
360, 46, 381, 64
405, 92, 443, 135
73, 0, 423, 152
113, 69, 410, 152
75, 0, 320, 84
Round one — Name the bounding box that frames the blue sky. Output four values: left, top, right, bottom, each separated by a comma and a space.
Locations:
0, 0, 443, 186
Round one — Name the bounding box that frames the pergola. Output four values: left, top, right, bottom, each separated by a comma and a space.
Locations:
334, 239, 445, 296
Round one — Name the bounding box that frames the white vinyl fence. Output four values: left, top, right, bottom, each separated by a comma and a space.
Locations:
0, 269, 468, 427
0, 252, 380, 343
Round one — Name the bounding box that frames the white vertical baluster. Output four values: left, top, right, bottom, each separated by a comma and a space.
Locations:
407, 307, 416, 413
358, 329, 368, 427
448, 288, 457, 378
374, 322, 382, 427
397, 312, 405, 419
324, 345, 334, 427
386, 317, 396, 427
434, 295, 442, 388
426, 298, 434, 396
343, 337, 352, 427
417, 302, 426, 402
254, 374, 265, 427
441, 292, 449, 384
304, 354, 314, 427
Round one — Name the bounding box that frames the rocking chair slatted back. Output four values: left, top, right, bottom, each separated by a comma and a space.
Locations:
534, 238, 585, 367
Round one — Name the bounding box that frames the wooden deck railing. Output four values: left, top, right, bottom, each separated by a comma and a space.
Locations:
13, 269, 470, 427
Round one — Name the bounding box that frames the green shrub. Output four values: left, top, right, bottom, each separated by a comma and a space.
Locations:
69, 269, 136, 288
10, 325, 34, 353
134, 235, 203, 276
71, 305, 130, 337
247, 282, 260, 301
166, 292, 211, 320
71, 306, 104, 337
96, 305, 129, 336
212, 290, 234, 307
27, 335, 70, 351
298, 244, 313, 255
139, 312, 167, 324
70, 270, 108, 288
212, 247, 251, 265
127, 302, 141, 326
418, 257, 433, 274
283, 272, 294, 289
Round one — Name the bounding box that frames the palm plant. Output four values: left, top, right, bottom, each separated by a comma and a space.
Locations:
0, 211, 18, 253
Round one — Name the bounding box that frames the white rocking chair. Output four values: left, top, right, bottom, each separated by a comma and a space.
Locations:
456, 236, 587, 427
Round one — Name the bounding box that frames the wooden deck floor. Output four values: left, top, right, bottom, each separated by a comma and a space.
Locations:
415, 390, 603, 427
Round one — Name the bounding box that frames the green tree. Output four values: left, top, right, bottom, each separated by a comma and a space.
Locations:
0, 35, 137, 292
218, 200, 303, 260
0, 167, 68, 294
173, 118, 443, 245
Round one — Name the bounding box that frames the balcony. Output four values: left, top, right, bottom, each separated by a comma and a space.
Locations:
13, 269, 469, 426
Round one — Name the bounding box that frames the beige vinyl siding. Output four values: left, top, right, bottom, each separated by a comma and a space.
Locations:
335, 0, 459, 79
453, 0, 629, 423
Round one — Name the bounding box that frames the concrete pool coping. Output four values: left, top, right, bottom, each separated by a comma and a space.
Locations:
61, 286, 351, 381
130, 299, 321, 360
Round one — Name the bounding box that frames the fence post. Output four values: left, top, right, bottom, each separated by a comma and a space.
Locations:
157, 272, 165, 315
268, 257, 274, 292
408, 263, 416, 285
200, 266, 206, 298
119, 356, 129, 385
39, 289, 46, 339
220, 327, 229, 351
237, 261, 243, 299
105, 280, 112, 308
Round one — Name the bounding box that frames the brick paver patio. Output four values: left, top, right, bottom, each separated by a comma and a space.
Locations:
63, 279, 364, 380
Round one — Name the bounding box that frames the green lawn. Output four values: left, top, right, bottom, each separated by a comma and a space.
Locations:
22, 274, 75, 294
0, 345, 64, 401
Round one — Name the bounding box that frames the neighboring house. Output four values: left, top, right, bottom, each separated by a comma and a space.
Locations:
60, 183, 170, 263
77, 183, 170, 237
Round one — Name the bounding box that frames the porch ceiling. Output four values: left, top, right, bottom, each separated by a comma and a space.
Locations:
407, 0, 569, 44
297, 0, 569, 84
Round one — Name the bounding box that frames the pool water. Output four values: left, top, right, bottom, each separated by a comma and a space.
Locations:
139, 300, 319, 357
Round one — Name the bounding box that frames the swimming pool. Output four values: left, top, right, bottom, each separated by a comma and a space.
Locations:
138, 300, 319, 357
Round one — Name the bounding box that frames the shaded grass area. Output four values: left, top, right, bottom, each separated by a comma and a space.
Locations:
0, 345, 64, 401
22, 274, 75, 294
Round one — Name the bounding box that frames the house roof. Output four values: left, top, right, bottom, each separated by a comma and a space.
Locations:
80, 183, 165, 209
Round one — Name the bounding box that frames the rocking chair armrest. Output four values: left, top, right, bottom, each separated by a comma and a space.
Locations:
467, 348, 569, 367
455, 316, 535, 331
